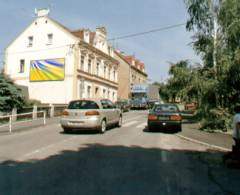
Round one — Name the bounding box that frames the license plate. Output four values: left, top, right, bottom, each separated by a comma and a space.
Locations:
159, 116, 168, 120
68, 121, 83, 125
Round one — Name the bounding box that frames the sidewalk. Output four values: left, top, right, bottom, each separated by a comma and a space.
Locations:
180, 123, 234, 151
0, 117, 60, 135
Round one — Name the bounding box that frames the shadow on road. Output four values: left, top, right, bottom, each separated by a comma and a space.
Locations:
143, 127, 180, 134
60, 126, 119, 135
0, 144, 239, 195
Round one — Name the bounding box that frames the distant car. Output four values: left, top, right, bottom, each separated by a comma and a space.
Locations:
147, 99, 161, 109
147, 103, 182, 132
60, 99, 122, 133
115, 100, 131, 112
130, 99, 148, 110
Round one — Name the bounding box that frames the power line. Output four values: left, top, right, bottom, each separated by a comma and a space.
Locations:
0, 44, 73, 56
108, 22, 186, 41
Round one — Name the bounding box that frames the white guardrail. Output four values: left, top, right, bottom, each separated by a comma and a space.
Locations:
0, 111, 46, 133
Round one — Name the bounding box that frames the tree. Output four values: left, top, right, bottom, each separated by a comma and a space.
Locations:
0, 73, 25, 112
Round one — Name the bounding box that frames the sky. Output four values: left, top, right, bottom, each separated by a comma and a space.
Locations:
0, 0, 200, 82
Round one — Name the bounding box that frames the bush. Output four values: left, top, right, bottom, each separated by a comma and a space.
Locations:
200, 107, 232, 131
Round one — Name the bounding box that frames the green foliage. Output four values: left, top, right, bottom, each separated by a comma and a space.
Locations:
0, 73, 25, 112
200, 107, 232, 131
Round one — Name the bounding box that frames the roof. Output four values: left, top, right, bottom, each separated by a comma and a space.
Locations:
114, 50, 147, 76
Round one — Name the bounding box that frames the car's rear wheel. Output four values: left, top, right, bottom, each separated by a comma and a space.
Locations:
99, 120, 106, 134
148, 125, 154, 132
117, 115, 122, 127
176, 125, 182, 132
63, 127, 72, 133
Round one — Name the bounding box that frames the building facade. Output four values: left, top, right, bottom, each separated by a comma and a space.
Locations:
4, 9, 118, 104
114, 51, 148, 100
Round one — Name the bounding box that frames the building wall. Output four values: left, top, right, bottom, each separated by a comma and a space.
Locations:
76, 44, 118, 102
114, 52, 130, 100
5, 16, 78, 104
130, 67, 147, 85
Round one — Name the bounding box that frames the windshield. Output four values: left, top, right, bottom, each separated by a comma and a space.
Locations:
68, 100, 99, 109
153, 104, 178, 112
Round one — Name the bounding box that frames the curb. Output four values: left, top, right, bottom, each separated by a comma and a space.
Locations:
176, 134, 231, 152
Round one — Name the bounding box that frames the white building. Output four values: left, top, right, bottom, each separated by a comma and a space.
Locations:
4, 9, 118, 104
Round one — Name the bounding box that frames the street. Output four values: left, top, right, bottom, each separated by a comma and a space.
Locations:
0, 110, 239, 195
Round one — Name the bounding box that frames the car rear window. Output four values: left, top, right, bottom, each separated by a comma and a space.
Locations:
153, 105, 178, 112
68, 101, 99, 109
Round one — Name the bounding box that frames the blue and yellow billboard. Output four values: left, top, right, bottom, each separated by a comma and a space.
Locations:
30, 58, 65, 81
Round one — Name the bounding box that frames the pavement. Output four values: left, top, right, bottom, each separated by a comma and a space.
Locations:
180, 123, 234, 151
0, 110, 239, 195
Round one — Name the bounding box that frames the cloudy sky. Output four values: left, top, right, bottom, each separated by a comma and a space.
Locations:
0, 0, 200, 82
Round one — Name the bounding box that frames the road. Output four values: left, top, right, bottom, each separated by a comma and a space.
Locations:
0, 110, 239, 195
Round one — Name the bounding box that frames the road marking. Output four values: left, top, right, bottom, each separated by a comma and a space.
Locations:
136, 122, 147, 129
123, 115, 144, 123
22, 136, 76, 158
176, 134, 231, 152
122, 121, 138, 127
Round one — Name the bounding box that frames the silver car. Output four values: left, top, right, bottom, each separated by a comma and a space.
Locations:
60, 99, 122, 133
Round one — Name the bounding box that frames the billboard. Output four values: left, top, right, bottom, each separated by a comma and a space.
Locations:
30, 58, 65, 81
130, 84, 148, 93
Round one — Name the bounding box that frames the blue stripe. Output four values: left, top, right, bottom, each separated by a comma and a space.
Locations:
44, 60, 64, 68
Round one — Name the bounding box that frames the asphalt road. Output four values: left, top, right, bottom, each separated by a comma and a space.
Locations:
0, 111, 239, 195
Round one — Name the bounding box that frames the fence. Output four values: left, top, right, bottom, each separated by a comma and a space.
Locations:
0, 111, 46, 133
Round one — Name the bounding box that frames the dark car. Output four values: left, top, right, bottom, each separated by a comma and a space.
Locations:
130, 99, 148, 110
147, 99, 161, 109
147, 103, 182, 132
115, 100, 131, 112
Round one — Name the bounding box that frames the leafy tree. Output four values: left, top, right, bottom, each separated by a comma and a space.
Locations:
0, 73, 25, 112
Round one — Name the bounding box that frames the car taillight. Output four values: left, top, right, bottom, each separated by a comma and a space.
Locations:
85, 111, 100, 116
62, 110, 69, 116
170, 115, 182, 121
148, 114, 157, 120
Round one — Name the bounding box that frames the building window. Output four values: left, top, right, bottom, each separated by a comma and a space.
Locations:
28, 36, 33, 47
103, 89, 106, 98
95, 87, 99, 96
19, 59, 25, 73
88, 59, 92, 73
112, 92, 115, 100
113, 70, 116, 81
104, 66, 106, 78
96, 62, 100, 76
47, 33, 53, 45
80, 55, 85, 70
108, 67, 111, 80
87, 86, 91, 98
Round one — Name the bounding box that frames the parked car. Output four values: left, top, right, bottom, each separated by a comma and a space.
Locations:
60, 99, 122, 133
115, 100, 131, 112
130, 99, 148, 110
147, 103, 182, 132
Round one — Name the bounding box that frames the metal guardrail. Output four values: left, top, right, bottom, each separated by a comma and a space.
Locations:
0, 111, 46, 133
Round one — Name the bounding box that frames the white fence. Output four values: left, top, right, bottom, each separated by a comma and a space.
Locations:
0, 111, 46, 133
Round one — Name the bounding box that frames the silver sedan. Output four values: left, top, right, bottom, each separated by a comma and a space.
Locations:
60, 99, 122, 133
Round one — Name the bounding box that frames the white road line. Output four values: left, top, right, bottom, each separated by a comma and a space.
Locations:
122, 121, 138, 127
176, 134, 231, 152
22, 136, 76, 158
136, 122, 147, 129
123, 115, 144, 123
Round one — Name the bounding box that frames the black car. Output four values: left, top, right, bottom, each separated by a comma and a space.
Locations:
130, 99, 148, 110
115, 100, 131, 112
147, 103, 182, 132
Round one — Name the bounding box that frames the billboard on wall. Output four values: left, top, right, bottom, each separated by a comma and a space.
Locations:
30, 58, 65, 81
130, 84, 148, 93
